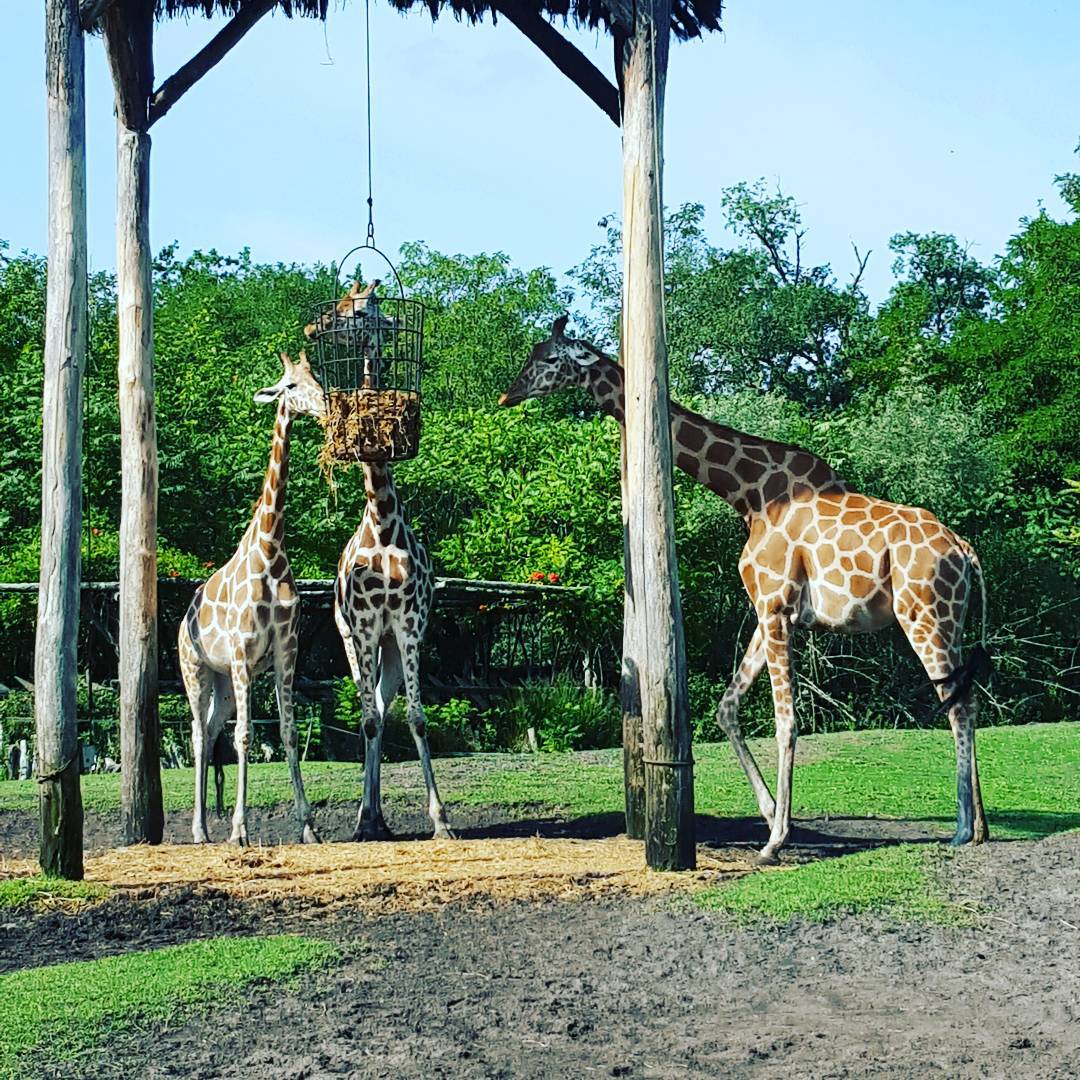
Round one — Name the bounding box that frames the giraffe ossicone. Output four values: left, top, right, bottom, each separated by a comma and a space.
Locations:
501, 317, 991, 862
178, 350, 326, 847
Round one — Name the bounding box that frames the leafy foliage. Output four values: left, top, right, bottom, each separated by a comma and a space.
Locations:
3, 150, 1079, 748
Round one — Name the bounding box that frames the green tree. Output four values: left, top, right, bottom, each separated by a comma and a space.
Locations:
849, 232, 994, 394
572, 190, 869, 409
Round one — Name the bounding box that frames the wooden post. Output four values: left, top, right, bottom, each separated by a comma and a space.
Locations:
103, 1, 164, 845
616, 0, 695, 869
620, 435, 646, 838
38, 0, 87, 879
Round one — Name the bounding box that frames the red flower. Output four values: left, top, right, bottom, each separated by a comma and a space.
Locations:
548, 572, 560, 583
478, 604, 488, 612
91, 527, 101, 537
529, 571, 545, 582
168, 569, 180, 578
202, 561, 215, 570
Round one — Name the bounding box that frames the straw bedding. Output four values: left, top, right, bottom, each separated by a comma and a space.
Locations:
319, 388, 420, 468
6, 839, 753, 914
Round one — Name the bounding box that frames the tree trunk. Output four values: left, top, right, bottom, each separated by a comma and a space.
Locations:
116, 122, 164, 845
103, 1, 162, 845
617, 0, 694, 870
38, 0, 87, 880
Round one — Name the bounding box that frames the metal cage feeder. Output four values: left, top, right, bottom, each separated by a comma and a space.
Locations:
308, 244, 425, 465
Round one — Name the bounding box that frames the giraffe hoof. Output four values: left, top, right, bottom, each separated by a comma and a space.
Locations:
948, 831, 974, 847
193, 830, 210, 845
433, 825, 456, 841
301, 824, 321, 844
354, 821, 394, 842
756, 849, 782, 866
230, 828, 249, 847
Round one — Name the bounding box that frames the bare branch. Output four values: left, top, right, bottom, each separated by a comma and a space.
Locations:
495, 2, 620, 127
148, 0, 274, 127
850, 242, 871, 291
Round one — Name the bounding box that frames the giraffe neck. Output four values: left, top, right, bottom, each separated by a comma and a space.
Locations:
580, 352, 845, 522
249, 400, 292, 551
362, 462, 403, 526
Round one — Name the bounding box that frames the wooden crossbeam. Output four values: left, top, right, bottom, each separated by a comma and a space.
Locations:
494, 2, 620, 127
79, 0, 117, 30
148, 0, 275, 127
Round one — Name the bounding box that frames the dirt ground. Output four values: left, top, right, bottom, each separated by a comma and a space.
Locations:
2, 801, 1078, 1079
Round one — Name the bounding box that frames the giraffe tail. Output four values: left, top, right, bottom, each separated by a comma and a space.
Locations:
930, 546, 992, 716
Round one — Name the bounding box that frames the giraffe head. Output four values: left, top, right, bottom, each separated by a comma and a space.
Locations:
254, 350, 327, 420
498, 315, 601, 407
304, 280, 382, 339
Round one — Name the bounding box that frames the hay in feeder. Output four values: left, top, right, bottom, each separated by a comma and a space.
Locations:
319, 388, 421, 471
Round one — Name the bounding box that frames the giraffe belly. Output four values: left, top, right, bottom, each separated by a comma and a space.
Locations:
800, 580, 895, 633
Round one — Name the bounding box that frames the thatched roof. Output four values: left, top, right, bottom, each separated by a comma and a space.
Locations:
157, 0, 723, 42
154, 1, 326, 16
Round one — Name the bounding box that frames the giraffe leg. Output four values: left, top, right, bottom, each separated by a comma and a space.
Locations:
274, 629, 320, 844
228, 656, 253, 847
899, 612, 985, 846
397, 631, 453, 839
758, 619, 797, 865
971, 708, 988, 844
181, 648, 214, 845
211, 730, 227, 818
353, 630, 392, 841
714, 624, 776, 826
207, 673, 235, 820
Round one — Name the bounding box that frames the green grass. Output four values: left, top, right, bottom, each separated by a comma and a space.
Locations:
0, 935, 340, 1080
1, 723, 1076, 843
0, 760, 378, 814
458, 722, 1080, 841
0, 876, 107, 910
693, 844, 966, 925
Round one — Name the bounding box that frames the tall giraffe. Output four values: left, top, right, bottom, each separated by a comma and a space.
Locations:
500, 317, 990, 862
179, 351, 324, 846
334, 462, 453, 840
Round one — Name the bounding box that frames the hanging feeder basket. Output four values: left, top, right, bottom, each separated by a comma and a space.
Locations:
307, 244, 424, 466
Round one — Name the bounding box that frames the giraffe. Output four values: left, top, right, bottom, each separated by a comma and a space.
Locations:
303, 278, 383, 342
333, 461, 453, 840
500, 316, 991, 862
178, 351, 325, 846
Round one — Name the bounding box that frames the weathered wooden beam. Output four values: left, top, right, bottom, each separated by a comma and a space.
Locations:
80, 0, 118, 30
39, 0, 87, 880
494, 2, 620, 127
148, 0, 275, 128
115, 119, 164, 845
103, 1, 164, 845
617, 0, 694, 870
101, 0, 153, 131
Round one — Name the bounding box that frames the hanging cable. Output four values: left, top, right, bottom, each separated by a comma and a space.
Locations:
364, 0, 375, 247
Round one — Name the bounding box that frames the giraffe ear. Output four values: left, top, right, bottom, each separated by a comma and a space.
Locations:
552, 315, 569, 341
349, 281, 363, 297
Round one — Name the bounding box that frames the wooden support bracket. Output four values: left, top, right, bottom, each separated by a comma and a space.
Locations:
148, 0, 275, 127
494, 2, 621, 127
80, 0, 117, 30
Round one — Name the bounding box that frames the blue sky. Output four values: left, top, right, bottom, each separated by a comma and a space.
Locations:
2, 0, 1078, 302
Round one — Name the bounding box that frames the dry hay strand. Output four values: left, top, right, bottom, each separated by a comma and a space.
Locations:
82, 838, 755, 913
318, 388, 420, 475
